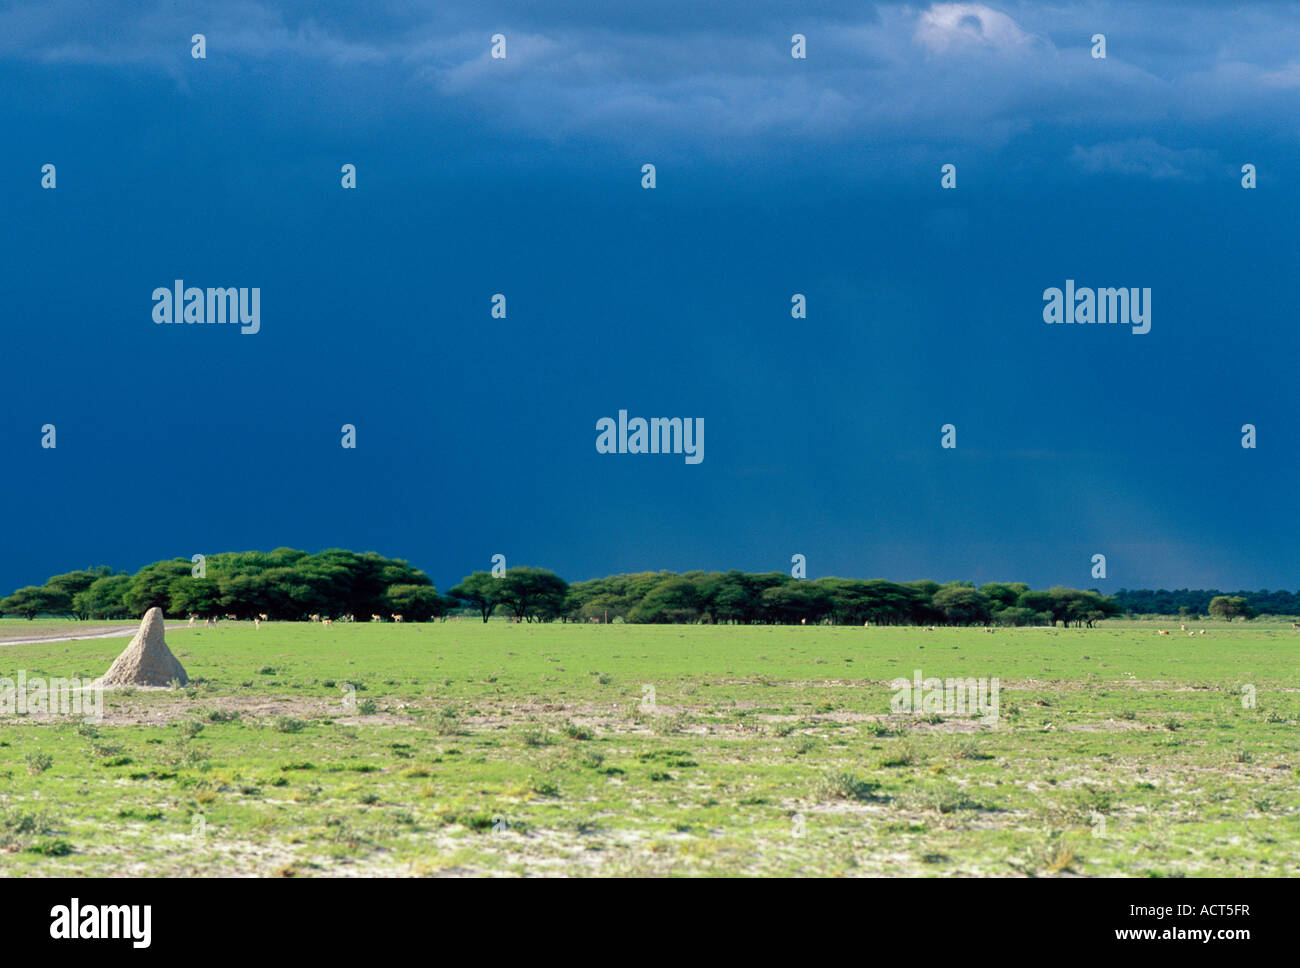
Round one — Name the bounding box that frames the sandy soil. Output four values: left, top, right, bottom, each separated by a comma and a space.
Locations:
0, 624, 191, 647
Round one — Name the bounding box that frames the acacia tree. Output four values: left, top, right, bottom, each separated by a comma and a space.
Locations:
123, 560, 192, 616
932, 585, 993, 626
759, 584, 835, 624
73, 574, 133, 619
628, 577, 705, 623
495, 568, 569, 623
980, 582, 1029, 612
711, 571, 781, 624
46, 568, 115, 617
0, 586, 74, 619
385, 584, 448, 621
168, 578, 224, 619
1208, 595, 1254, 622
450, 571, 502, 623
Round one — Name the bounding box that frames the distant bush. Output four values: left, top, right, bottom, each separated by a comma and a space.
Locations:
273, 716, 306, 734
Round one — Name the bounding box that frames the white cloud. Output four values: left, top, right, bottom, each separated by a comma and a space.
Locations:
914, 3, 1039, 55
2, 0, 1299, 157
1069, 137, 1217, 180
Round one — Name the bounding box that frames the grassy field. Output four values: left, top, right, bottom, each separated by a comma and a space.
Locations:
0, 619, 1297, 877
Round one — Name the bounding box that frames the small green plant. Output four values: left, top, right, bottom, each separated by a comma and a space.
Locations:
520, 725, 552, 747
28, 838, 73, 857
653, 712, 690, 736
791, 736, 820, 756
916, 783, 984, 814
435, 708, 464, 736
1031, 831, 1078, 875
170, 746, 209, 769
882, 740, 918, 768
529, 776, 560, 797
273, 716, 306, 734
0, 808, 53, 851
950, 738, 991, 761
25, 752, 53, 776
563, 720, 594, 741
816, 771, 878, 802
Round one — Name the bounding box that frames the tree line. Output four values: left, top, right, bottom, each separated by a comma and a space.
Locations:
0, 550, 1281, 625
1112, 588, 1283, 619
0, 550, 447, 623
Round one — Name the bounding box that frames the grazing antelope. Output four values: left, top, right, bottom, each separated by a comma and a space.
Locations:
323, 618, 333, 628
1180, 624, 1187, 631
1188, 631, 1195, 637
801, 618, 806, 625
391, 614, 404, 623
1199, 629, 1206, 634
204, 617, 214, 628
371, 614, 383, 623
188, 614, 196, 628
1158, 630, 1170, 636
309, 614, 320, 623
254, 618, 260, 629
1293, 623, 1299, 632
258, 613, 269, 622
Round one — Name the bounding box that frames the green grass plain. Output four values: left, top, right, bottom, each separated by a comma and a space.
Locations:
0, 619, 1296, 876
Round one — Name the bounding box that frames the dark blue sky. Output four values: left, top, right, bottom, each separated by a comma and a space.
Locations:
2, 1, 1298, 594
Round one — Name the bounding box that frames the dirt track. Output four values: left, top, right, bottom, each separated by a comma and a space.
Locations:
0, 625, 191, 647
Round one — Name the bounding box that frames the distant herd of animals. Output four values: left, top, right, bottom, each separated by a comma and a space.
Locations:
188, 612, 417, 629
182, 615, 1300, 632
185, 612, 477, 629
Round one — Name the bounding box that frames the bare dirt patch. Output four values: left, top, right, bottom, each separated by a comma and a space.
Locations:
0, 694, 411, 727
